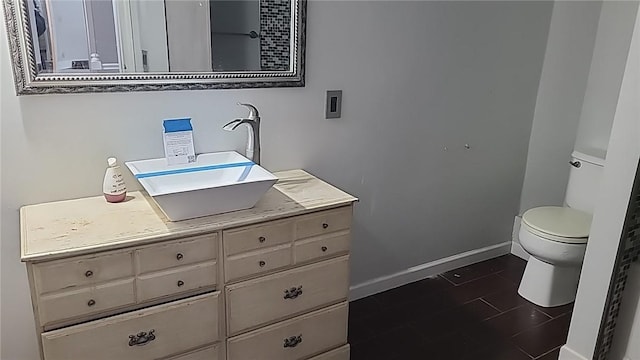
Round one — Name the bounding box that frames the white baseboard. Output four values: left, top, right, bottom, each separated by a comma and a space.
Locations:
511, 241, 530, 260
559, 345, 589, 360
511, 215, 530, 260
512, 215, 522, 242
349, 241, 511, 301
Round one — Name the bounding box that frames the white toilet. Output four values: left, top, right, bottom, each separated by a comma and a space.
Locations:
518, 150, 605, 307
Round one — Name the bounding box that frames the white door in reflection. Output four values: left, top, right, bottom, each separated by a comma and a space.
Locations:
210, 0, 261, 72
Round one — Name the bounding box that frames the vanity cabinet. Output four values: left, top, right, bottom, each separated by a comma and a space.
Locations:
20, 170, 357, 360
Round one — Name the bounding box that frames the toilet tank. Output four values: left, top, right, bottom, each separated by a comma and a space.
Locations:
564, 149, 606, 214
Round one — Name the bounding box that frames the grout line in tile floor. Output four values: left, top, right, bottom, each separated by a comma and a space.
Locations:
439, 274, 457, 286
479, 297, 503, 312
534, 345, 562, 359
516, 346, 535, 360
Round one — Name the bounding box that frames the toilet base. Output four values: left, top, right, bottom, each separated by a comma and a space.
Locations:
518, 256, 581, 307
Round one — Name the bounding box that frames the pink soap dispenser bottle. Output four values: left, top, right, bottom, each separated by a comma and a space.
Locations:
103, 157, 127, 203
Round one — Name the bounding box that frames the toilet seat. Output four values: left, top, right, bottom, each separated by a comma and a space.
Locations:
522, 206, 591, 244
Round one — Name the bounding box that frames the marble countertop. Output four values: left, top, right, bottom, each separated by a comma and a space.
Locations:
20, 169, 358, 262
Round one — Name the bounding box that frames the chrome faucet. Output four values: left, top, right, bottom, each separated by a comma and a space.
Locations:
222, 103, 261, 165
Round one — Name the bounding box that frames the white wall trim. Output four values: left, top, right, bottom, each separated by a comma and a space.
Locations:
511, 215, 530, 260
560, 345, 590, 360
511, 242, 530, 261
349, 242, 511, 301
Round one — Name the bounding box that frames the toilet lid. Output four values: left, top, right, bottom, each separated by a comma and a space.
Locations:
522, 206, 591, 241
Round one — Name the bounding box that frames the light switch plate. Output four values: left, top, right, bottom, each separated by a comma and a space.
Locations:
325, 90, 342, 119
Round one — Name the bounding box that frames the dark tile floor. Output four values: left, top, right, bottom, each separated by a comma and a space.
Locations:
348, 255, 573, 360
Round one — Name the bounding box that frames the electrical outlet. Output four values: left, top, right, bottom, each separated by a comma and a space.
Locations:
325, 90, 342, 119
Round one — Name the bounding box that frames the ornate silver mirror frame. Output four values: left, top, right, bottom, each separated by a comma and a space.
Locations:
2, 0, 306, 95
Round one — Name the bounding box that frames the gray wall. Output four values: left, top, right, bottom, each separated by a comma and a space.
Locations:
519, 1, 602, 213
88, 0, 119, 64
574, 1, 639, 153
0, 2, 552, 358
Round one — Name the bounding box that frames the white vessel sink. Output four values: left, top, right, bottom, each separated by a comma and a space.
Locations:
125, 151, 277, 221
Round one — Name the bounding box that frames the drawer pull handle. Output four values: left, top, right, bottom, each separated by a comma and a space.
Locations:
283, 335, 303, 348
85, 270, 93, 278
259, 236, 266, 243
177, 280, 185, 287
284, 286, 303, 299
87, 299, 96, 307
128, 330, 156, 347
322, 223, 329, 229
176, 253, 184, 261
321, 246, 328, 252
259, 260, 266, 267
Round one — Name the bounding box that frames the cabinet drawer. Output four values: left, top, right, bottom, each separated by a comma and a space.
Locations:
226, 256, 349, 335
295, 207, 352, 240
136, 234, 218, 274
225, 245, 292, 282
137, 261, 217, 302
227, 302, 348, 360
308, 345, 350, 360
165, 344, 220, 360
41, 292, 220, 360
294, 231, 350, 264
34, 251, 133, 294
224, 219, 294, 256
39, 278, 135, 326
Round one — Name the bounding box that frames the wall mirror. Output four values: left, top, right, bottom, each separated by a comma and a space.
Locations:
3, 0, 306, 94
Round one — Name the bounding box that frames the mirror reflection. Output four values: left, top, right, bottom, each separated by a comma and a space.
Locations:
29, 0, 292, 74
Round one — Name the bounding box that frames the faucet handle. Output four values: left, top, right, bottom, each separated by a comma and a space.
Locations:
238, 102, 260, 120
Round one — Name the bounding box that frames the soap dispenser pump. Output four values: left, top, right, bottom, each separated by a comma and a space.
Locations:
103, 157, 127, 203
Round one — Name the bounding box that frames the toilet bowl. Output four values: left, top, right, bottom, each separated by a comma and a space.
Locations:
518, 150, 605, 307
518, 207, 590, 307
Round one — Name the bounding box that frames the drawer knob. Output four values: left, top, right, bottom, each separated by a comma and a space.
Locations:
177, 280, 185, 287
322, 223, 329, 229
87, 299, 96, 307
259, 236, 266, 243
321, 246, 328, 252
176, 253, 184, 261
84, 270, 93, 278
284, 286, 303, 299
283, 335, 303, 348
128, 329, 156, 346
259, 260, 266, 267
